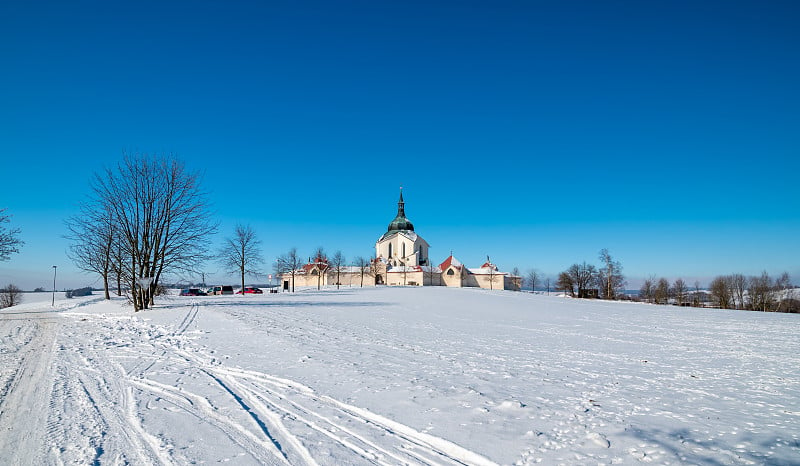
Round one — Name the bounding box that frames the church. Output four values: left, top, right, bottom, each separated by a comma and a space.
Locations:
283, 190, 521, 291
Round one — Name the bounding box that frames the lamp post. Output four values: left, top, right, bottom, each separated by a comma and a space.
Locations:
51, 265, 57, 306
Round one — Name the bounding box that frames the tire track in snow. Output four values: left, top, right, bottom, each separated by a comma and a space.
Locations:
195, 361, 497, 466
0, 317, 60, 465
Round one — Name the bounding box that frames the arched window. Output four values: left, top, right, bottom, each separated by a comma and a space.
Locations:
388, 243, 393, 258
447, 269, 455, 276
402, 243, 406, 258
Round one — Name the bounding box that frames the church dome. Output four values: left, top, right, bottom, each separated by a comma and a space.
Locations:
387, 189, 414, 232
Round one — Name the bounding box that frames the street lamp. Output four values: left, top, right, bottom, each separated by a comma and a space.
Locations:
51, 265, 57, 306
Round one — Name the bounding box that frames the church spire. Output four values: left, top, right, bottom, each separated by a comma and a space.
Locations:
386, 187, 414, 232
397, 187, 406, 218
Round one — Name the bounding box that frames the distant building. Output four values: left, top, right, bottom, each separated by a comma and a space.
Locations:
283, 189, 520, 291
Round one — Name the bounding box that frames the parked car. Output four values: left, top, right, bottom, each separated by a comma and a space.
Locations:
207, 285, 234, 295
180, 288, 205, 296
236, 286, 263, 294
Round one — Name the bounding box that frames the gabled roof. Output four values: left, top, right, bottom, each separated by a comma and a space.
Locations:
481, 261, 498, 271
439, 255, 463, 271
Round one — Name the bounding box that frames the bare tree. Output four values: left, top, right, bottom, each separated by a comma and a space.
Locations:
65, 202, 117, 300
709, 275, 733, 309
544, 276, 551, 295
729, 273, 746, 309
526, 269, 539, 292
672, 278, 687, 306
774, 272, 792, 312
654, 277, 670, 304
0, 208, 23, 261
275, 247, 302, 292
90, 153, 216, 311
747, 271, 774, 311
219, 224, 264, 295
639, 276, 655, 303
566, 262, 598, 298
598, 249, 626, 300
556, 271, 575, 297
330, 250, 346, 289
485, 257, 501, 290
354, 256, 370, 287
692, 280, 702, 307
370, 257, 384, 286
0, 283, 22, 308
311, 247, 328, 290
424, 261, 440, 286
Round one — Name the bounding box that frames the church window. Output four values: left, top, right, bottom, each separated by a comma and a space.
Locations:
402, 243, 406, 258
388, 243, 393, 258
447, 269, 455, 276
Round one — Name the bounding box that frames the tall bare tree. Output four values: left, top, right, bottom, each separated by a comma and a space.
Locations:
65, 203, 117, 300
354, 256, 370, 287
0, 208, 23, 261
566, 262, 598, 298
709, 275, 733, 309
747, 271, 774, 311
330, 250, 346, 289
598, 249, 626, 300
219, 224, 264, 295
526, 269, 539, 292
729, 273, 746, 309
672, 278, 687, 306
639, 276, 655, 303
370, 257, 384, 286
311, 247, 328, 290
774, 272, 792, 312
275, 247, 302, 292
692, 280, 702, 307
654, 277, 670, 304
556, 271, 575, 297
90, 153, 216, 311
424, 261, 440, 286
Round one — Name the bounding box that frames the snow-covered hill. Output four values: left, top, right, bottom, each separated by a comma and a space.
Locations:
1, 287, 798, 465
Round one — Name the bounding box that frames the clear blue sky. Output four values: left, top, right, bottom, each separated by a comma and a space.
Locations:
1, 0, 798, 290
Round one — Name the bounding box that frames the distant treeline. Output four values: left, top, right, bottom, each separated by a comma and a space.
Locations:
525, 249, 798, 313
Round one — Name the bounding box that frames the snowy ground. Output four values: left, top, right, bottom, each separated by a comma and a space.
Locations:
1, 287, 798, 465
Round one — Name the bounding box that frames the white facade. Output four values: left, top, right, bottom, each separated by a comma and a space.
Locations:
375, 230, 430, 267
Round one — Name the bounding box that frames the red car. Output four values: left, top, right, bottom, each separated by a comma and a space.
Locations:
236, 286, 263, 294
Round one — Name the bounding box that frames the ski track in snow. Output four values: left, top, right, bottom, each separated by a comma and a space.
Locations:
0, 288, 798, 465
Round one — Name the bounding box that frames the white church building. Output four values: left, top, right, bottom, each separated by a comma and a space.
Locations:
283, 190, 521, 291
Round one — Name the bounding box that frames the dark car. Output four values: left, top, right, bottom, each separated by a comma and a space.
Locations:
236, 286, 263, 294
179, 288, 205, 296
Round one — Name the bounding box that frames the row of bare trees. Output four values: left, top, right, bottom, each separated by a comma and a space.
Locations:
639, 277, 704, 306
554, 249, 627, 299
708, 272, 795, 312
638, 272, 796, 312
275, 247, 384, 292
66, 153, 216, 311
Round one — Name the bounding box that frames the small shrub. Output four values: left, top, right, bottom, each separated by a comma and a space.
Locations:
0, 284, 23, 308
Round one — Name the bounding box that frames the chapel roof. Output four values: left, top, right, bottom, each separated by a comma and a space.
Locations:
439, 255, 463, 271
386, 188, 414, 233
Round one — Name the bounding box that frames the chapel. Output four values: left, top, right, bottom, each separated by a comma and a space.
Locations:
282, 190, 520, 290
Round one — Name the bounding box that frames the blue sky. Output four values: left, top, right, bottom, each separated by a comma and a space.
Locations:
1, 0, 798, 290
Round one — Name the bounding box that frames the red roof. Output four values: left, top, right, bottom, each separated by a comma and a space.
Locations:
439, 255, 462, 271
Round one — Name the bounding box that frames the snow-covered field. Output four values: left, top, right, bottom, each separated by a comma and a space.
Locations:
1, 287, 798, 465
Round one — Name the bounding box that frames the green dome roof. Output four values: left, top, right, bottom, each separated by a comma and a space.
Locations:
387, 189, 414, 232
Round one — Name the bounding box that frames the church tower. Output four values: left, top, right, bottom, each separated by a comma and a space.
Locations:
376, 189, 430, 267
